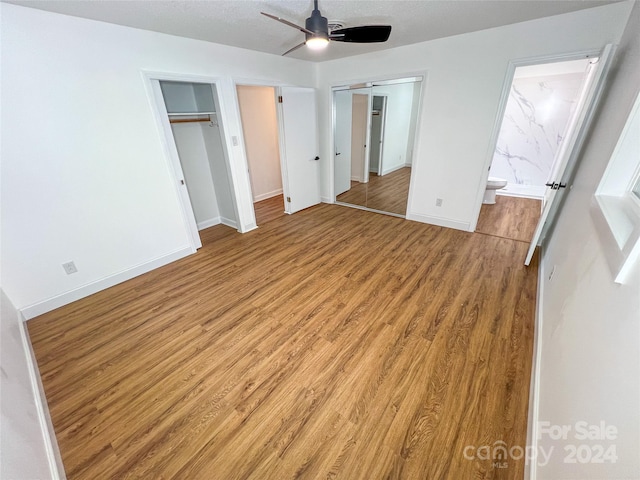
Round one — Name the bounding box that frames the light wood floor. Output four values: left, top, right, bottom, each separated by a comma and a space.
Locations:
254, 194, 286, 226
336, 167, 411, 215
28, 204, 537, 479
476, 195, 542, 243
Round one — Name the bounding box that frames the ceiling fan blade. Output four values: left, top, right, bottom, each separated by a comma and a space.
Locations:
282, 42, 306, 56
261, 12, 314, 36
329, 25, 392, 43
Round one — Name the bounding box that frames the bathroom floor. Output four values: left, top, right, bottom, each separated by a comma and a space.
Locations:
476, 194, 542, 243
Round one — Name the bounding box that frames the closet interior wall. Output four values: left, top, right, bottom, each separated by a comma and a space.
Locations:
160, 81, 237, 231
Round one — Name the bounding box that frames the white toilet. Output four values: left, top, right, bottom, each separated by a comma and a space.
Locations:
483, 177, 508, 204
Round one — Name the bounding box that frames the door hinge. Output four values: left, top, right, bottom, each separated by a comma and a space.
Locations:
278, 95, 283, 103
286, 196, 291, 203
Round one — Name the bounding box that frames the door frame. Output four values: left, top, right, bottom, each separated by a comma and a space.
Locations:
233, 78, 316, 220
235, 83, 285, 214
524, 44, 615, 265
143, 71, 247, 250
468, 48, 606, 233
351, 92, 371, 184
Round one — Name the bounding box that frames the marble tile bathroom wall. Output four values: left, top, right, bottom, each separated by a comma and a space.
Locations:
490, 72, 585, 197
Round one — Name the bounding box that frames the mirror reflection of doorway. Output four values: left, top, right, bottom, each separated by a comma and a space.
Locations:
369, 95, 386, 176
334, 77, 422, 217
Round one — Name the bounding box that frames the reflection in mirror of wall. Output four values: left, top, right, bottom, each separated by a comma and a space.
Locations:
333, 77, 422, 217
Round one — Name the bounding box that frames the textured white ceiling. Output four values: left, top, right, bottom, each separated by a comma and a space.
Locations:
4, 0, 618, 62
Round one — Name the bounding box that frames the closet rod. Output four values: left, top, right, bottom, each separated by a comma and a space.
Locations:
169, 118, 211, 124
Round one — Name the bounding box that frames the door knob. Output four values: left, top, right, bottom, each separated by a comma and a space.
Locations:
314, 156, 320, 161
335, 152, 341, 156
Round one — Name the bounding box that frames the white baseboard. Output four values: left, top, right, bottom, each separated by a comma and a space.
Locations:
197, 217, 221, 230
240, 222, 258, 233
19, 318, 66, 479
19, 246, 194, 320
253, 188, 283, 203
406, 212, 471, 231
321, 196, 334, 204
220, 217, 237, 229
525, 246, 545, 480
380, 163, 406, 176
497, 188, 545, 200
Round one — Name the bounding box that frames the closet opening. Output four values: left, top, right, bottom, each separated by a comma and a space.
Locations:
236, 85, 286, 226
158, 80, 239, 248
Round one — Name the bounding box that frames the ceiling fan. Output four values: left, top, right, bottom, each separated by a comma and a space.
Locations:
261, 0, 392, 56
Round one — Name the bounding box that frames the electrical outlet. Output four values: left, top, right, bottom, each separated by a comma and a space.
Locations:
435, 198, 443, 207
62, 261, 78, 275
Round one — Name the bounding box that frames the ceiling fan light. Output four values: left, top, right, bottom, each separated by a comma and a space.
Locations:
306, 36, 329, 50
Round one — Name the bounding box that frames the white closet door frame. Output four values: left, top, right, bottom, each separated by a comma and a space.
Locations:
148, 78, 202, 250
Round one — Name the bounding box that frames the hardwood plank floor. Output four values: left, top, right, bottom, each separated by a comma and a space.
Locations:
336, 167, 410, 215
254, 194, 285, 226
28, 204, 538, 479
476, 195, 542, 243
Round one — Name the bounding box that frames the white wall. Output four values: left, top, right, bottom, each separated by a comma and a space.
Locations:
201, 122, 237, 226
170, 122, 221, 228
0, 290, 56, 479
0, 3, 314, 315
534, 3, 640, 479
315, 1, 634, 230
236, 86, 283, 202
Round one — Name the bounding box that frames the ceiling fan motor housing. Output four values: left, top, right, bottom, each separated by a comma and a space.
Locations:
305, 8, 329, 41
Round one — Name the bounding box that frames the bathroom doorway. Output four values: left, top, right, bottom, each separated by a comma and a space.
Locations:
476, 57, 593, 243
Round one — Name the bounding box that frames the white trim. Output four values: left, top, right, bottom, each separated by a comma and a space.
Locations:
334, 201, 405, 219
321, 196, 334, 203
197, 217, 221, 230
380, 163, 407, 177
19, 247, 194, 319
141, 74, 202, 250
19, 318, 66, 479
220, 217, 238, 229
253, 188, 283, 202
525, 245, 546, 480
405, 212, 471, 231
496, 190, 545, 201
243, 223, 259, 232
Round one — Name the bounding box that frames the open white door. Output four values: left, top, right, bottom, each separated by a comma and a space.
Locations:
524, 44, 615, 265
278, 87, 321, 214
334, 89, 352, 196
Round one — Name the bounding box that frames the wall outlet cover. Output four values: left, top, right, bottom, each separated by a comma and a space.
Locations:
62, 261, 78, 275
